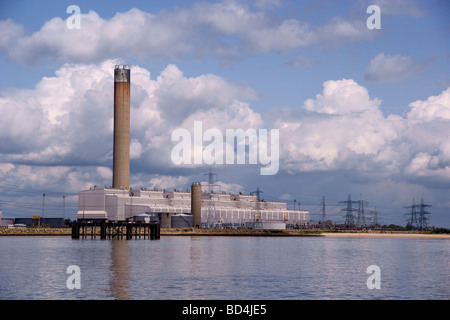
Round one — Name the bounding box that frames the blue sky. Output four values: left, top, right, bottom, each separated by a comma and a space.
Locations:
0, 0, 449, 227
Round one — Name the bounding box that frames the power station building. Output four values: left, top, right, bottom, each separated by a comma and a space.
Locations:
76, 65, 310, 229
77, 185, 310, 228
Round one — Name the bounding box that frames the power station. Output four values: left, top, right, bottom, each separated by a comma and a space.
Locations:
76, 65, 310, 229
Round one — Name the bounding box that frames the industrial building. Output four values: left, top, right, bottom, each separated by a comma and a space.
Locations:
13, 217, 65, 228
0, 210, 14, 226
77, 184, 309, 228
76, 65, 310, 229
0, 211, 65, 228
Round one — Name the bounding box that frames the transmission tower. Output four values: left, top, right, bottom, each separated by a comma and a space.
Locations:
252, 187, 264, 229
365, 206, 379, 227
203, 169, 220, 226
63, 195, 66, 220
417, 199, 432, 229
204, 169, 219, 195
322, 196, 326, 222
357, 194, 369, 227
372, 207, 379, 227
339, 194, 359, 227
404, 198, 432, 229
42, 193, 46, 222
404, 198, 418, 228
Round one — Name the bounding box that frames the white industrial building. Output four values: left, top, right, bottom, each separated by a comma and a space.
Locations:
77, 186, 310, 229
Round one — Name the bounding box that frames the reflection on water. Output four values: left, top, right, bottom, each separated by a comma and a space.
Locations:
108, 240, 130, 300
0, 236, 449, 300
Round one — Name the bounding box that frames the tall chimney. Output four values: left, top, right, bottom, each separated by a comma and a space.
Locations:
113, 65, 130, 189
191, 182, 202, 228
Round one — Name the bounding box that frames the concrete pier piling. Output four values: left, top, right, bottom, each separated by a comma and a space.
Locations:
71, 221, 160, 240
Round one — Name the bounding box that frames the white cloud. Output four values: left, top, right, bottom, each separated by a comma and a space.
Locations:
274, 81, 450, 192
304, 78, 382, 114
406, 88, 450, 124
293, 85, 447, 188
404, 152, 450, 185
402, 89, 450, 186
153, 64, 259, 126
0, 60, 115, 165
364, 53, 427, 83
0, 3, 375, 65
202, 180, 246, 195
146, 175, 190, 190
97, 166, 112, 180
275, 79, 406, 174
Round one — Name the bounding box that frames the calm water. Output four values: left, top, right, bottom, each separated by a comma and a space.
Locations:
0, 236, 449, 300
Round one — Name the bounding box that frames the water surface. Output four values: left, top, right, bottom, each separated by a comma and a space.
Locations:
0, 236, 448, 300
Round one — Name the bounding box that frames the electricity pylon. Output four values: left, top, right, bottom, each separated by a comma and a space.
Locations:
339, 194, 359, 227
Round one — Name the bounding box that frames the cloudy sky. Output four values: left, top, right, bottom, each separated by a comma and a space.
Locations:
0, 0, 449, 227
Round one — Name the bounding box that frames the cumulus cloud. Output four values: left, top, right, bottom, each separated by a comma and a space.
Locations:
402, 88, 450, 186
303, 78, 382, 114
275, 79, 405, 173
272, 79, 450, 190
0, 60, 114, 165
145, 175, 191, 190
153, 64, 259, 127
406, 87, 450, 124
0, 59, 262, 192
0, 2, 374, 65
364, 53, 427, 83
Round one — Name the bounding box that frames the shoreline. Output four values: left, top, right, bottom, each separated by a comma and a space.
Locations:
321, 232, 450, 239
1, 227, 449, 238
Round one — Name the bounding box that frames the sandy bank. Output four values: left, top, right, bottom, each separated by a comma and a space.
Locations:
160, 228, 321, 236
321, 232, 450, 239
0, 227, 71, 236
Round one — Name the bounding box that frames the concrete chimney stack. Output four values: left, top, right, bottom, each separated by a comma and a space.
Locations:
191, 182, 202, 228
113, 65, 130, 189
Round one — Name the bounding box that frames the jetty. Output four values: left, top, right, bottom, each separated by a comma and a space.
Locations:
71, 221, 160, 240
